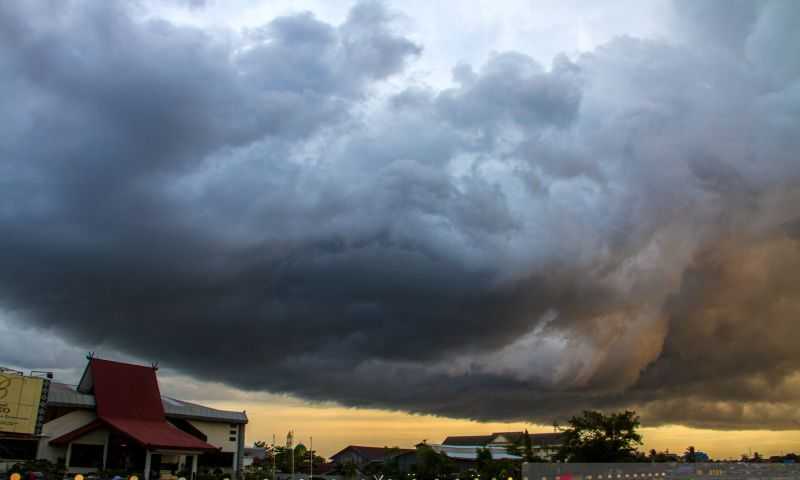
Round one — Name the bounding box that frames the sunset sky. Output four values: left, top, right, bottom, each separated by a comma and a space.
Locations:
2, 0, 800, 461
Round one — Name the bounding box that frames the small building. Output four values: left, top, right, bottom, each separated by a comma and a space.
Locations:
436, 431, 563, 462
392, 450, 418, 474
30, 357, 247, 480
692, 451, 710, 462
330, 445, 416, 473
242, 447, 266, 467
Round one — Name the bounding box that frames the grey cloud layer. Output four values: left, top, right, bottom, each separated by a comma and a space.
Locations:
1, 0, 800, 429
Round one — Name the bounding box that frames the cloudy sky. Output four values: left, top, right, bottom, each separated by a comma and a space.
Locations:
2, 0, 800, 458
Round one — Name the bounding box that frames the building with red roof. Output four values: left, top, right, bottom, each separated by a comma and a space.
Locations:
32, 357, 247, 480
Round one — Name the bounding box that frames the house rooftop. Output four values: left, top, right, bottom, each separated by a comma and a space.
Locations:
50, 357, 220, 452
48, 381, 248, 424
330, 445, 415, 462
441, 435, 495, 446
525, 432, 563, 446
441, 432, 563, 447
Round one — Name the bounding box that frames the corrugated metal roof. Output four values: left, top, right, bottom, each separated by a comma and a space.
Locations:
431, 444, 522, 461
161, 396, 247, 424
48, 382, 96, 408
47, 382, 247, 424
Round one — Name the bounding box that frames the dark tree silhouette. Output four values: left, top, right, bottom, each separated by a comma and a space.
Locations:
555, 410, 643, 462
685, 446, 696, 463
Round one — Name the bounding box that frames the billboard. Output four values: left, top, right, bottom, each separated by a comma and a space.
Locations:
0, 372, 47, 435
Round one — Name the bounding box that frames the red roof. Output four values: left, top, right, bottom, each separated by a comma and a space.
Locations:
104, 418, 216, 451
90, 358, 167, 421
51, 358, 217, 452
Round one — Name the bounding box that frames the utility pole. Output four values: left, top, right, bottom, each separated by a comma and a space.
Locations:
272, 434, 276, 480
310, 437, 313, 480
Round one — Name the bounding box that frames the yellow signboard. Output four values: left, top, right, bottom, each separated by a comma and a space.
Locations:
0, 372, 45, 435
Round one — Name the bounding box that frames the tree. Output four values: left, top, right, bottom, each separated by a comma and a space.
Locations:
289, 443, 325, 474
362, 448, 403, 479
555, 410, 643, 462
684, 446, 696, 463
523, 430, 534, 462
476, 447, 493, 476
415, 444, 455, 479
264, 445, 319, 474
475, 448, 519, 480
340, 461, 359, 480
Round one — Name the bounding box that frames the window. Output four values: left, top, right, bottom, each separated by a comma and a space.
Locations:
199, 451, 234, 468
70, 444, 104, 468
229, 436, 237, 442
230, 429, 237, 435
0, 439, 38, 460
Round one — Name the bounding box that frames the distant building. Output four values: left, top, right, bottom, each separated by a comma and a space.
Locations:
330, 445, 416, 473
693, 451, 710, 462
769, 453, 798, 463
435, 431, 563, 461
242, 447, 266, 467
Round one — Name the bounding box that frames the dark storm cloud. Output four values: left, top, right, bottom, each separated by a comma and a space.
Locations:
1, 0, 800, 429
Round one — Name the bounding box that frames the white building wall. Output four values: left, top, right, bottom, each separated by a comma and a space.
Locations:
187, 420, 239, 452
37, 409, 97, 463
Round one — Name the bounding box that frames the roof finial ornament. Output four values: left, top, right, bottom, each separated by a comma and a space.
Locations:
86, 352, 95, 360
152, 361, 159, 371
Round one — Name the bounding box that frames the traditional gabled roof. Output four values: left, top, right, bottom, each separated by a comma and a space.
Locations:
103, 417, 217, 451
52, 357, 218, 452
441, 435, 494, 446
89, 358, 166, 421
50, 417, 217, 451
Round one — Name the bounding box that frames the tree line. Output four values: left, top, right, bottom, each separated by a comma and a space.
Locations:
247, 410, 784, 480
